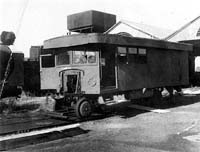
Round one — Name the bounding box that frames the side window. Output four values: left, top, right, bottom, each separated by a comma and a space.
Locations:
128, 47, 147, 64
138, 48, 146, 55
41, 55, 55, 68
128, 47, 137, 63
56, 52, 70, 65
118, 47, 127, 64
138, 48, 147, 64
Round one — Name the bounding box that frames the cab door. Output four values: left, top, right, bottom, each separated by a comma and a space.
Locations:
61, 69, 82, 94
40, 54, 59, 90
100, 45, 117, 89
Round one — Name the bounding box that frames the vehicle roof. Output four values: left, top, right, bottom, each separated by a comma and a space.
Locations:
43, 33, 193, 51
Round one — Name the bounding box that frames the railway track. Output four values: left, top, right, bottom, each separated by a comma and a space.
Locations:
0, 100, 147, 150
0, 112, 68, 136
0, 108, 106, 136
0, 97, 164, 138
0, 110, 87, 150
0, 99, 138, 137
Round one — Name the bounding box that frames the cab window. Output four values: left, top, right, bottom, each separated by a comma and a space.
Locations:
73, 51, 96, 64
87, 52, 96, 63
56, 52, 70, 65
41, 54, 55, 68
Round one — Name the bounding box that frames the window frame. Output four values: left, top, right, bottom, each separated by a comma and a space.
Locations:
138, 48, 147, 55
72, 50, 97, 65
137, 48, 147, 64
117, 46, 128, 64
56, 51, 71, 66
117, 47, 148, 64
40, 54, 55, 68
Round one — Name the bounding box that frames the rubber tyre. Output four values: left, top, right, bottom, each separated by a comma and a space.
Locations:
75, 98, 92, 119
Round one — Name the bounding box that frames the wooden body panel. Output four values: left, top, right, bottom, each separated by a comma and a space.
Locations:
118, 48, 189, 91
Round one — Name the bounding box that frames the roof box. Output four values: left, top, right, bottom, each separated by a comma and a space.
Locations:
67, 10, 116, 33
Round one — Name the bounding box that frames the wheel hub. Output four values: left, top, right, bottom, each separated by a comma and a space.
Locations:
80, 101, 91, 117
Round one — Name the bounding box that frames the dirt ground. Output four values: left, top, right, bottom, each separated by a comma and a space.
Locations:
11, 93, 200, 152
0, 93, 55, 114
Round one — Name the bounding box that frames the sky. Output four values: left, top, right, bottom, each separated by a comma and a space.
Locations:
0, 0, 200, 57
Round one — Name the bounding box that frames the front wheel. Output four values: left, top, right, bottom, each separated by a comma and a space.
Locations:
75, 98, 92, 119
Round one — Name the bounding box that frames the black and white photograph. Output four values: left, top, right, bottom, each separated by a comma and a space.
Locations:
1, 0, 200, 151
